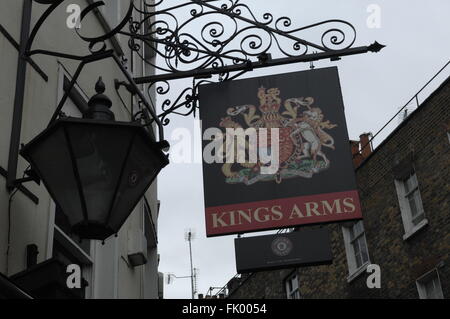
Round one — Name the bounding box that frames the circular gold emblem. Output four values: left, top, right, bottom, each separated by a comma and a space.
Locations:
271, 237, 293, 257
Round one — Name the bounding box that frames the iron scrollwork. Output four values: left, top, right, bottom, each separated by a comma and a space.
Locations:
25, 0, 382, 127
123, 0, 368, 125
128, 0, 357, 72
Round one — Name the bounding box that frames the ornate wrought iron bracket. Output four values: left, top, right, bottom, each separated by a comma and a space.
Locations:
124, 0, 385, 125
23, 0, 385, 127
6, 0, 384, 190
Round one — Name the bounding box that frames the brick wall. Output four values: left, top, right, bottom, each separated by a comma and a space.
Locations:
228, 77, 450, 299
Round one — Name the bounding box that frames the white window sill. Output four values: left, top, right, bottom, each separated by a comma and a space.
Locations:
54, 225, 93, 265
347, 262, 370, 283
403, 219, 429, 241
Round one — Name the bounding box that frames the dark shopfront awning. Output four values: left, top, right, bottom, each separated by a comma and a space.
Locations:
1, 259, 86, 299
0, 272, 33, 299
10, 259, 86, 299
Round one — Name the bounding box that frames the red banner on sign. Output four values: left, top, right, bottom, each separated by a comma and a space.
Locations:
206, 190, 362, 237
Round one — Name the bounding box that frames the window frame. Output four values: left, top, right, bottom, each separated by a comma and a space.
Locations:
416, 269, 444, 299
49, 201, 95, 299
56, 63, 89, 116
348, 223, 369, 269
143, 198, 158, 249
284, 271, 301, 300
342, 221, 371, 282
403, 174, 425, 224
394, 171, 428, 240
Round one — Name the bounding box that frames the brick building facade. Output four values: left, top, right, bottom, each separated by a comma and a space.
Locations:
225, 76, 450, 299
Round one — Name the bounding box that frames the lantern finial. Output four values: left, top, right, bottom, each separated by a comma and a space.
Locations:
85, 76, 115, 121
95, 76, 106, 94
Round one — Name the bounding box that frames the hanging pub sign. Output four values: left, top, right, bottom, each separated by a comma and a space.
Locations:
199, 67, 362, 237
234, 228, 333, 273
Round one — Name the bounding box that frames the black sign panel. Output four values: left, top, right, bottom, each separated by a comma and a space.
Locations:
234, 228, 333, 273
199, 67, 362, 237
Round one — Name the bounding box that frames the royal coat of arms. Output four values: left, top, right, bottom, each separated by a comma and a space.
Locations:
219, 87, 338, 185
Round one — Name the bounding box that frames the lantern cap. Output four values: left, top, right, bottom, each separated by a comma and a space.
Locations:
85, 77, 115, 121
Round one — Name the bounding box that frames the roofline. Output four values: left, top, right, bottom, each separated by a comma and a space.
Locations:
356, 75, 450, 171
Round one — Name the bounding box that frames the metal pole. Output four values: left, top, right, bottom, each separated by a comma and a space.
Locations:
188, 231, 195, 299
7, 0, 32, 191
134, 42, 385, 85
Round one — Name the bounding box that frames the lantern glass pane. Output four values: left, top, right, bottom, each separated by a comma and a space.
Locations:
24, 125, 84, 226
66, 123, 135, 225
108, 133, 166, 231
22, 119, 168, 241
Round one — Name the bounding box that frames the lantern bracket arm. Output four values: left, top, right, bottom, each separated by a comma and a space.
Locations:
0, 23, 48, 81
11, 176, 38, 187
34, 48, 166, 144
9, 166, 41, 190
21, 0, 160, 133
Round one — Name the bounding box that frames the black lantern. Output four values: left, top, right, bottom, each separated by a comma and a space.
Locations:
21, 78, 169, 240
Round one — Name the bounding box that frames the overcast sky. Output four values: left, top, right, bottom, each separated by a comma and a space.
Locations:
155, 0, 450, 299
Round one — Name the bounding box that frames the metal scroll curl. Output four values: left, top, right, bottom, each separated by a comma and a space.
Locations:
125, 0, 357, 75
123, 0, 359, 125
75, 0, 134, 54
24, 0, 375, 128
150, 76, 230, 126
26, 0, 135, 59
151, 79, 198, 126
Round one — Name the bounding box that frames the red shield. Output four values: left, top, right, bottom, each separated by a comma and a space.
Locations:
258, 127, 294, 165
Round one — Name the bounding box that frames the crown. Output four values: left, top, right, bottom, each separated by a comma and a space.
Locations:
258, 87, 281, 113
